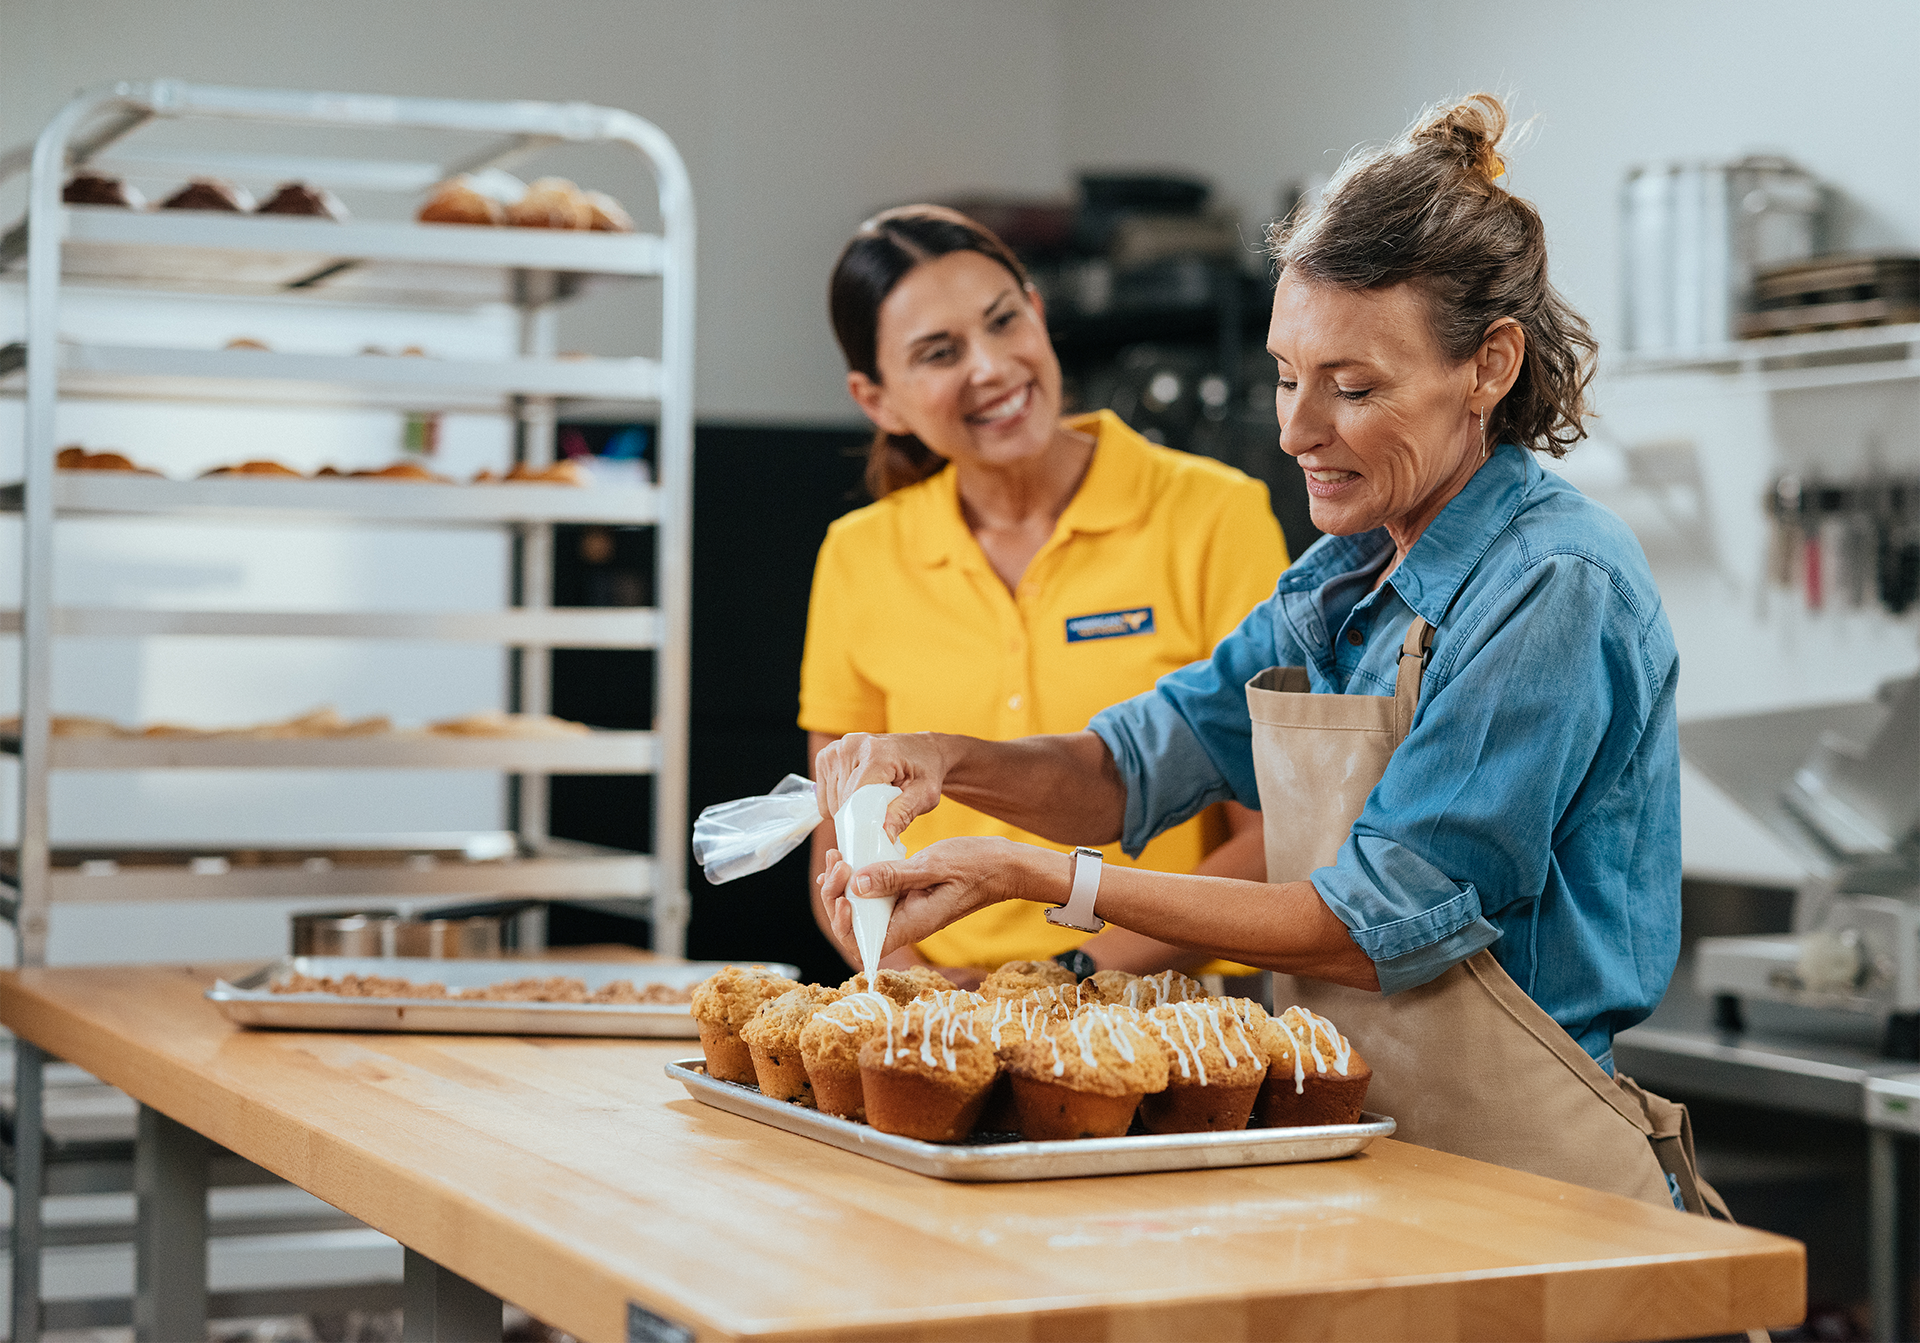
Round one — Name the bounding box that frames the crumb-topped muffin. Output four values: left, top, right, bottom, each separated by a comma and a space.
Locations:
1253, 1006, 1372, 1128
1007, 1006, 1169, 1139
799, 992, 902, 1120
1139, 1000, 1269, 1133
690, 967, 800, 1084
741, 985, 843, 1106
1111, 969, 1210, 1011
973, 991, 1076, 1131
838, 966, 951, 1004
977, 959, 1077, 1000
858, 998, 998, 1142
1081, 969, 1138, 1004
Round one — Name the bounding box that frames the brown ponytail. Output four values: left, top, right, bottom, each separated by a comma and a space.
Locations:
827, 205, 1033, 498
1270, 93, 1597, 457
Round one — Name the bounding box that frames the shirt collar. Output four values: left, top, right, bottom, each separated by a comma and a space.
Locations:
1274, 443, 1539, 626
902, 409, 1152, 567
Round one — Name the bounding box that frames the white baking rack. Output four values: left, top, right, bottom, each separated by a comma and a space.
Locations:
0, 78, 696, 1337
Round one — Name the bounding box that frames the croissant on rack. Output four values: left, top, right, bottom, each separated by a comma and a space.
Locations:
56, 445, 162, 475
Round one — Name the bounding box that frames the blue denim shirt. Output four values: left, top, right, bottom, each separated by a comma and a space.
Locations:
1089, 445, 1681, 1065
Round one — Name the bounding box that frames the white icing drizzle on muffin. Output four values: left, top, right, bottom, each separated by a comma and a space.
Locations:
1151, 1001, 1256, 1086
1268, 1006, 1354, 1094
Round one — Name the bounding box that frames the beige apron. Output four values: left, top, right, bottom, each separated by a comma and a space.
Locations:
1247, 617, 1728, 1216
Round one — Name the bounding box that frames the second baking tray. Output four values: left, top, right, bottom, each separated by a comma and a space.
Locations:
209, 957, 798, 1038
667, 1059, 1394, 1182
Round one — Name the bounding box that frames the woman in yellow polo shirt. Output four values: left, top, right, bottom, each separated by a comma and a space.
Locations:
801, 205, 1287, 984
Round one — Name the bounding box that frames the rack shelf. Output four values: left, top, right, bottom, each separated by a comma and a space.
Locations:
0, 607, 659, 644
0, 342, 659, 409
2, 731, 659, 772
1, 835, 652, 903
0, 204, 665, 307
1613, 321, 1920, 391
0, 473, 661, 524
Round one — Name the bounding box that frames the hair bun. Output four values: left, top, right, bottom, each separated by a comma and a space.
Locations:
1412, 92, 1509, 184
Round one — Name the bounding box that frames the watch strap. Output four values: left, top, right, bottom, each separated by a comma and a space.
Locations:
1045, 846, 1106, 934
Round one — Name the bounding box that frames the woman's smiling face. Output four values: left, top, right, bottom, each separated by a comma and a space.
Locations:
849, 250, 1062, 469
1268, 273, 1491, 547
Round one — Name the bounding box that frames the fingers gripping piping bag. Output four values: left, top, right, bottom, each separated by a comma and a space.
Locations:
834, 784, 906, 981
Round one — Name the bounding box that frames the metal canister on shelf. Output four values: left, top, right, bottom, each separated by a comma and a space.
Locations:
392, 914, 506, 959
290, 908, 509, 959
291, 909, 400, 956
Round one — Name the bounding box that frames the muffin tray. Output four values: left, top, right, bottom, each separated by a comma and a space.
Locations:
666, 1059, 1395, 1182
209, 957, 799, 1038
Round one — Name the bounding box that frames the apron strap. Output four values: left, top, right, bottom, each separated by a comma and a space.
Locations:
1392, 617, 1436, 742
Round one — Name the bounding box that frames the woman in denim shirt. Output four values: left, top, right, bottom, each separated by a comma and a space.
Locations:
812, 95, 1700, 1209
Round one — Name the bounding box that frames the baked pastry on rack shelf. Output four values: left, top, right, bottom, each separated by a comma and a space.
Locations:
62, 173, 143, 208
161, 178, 253, 212
255, 181, 347, 221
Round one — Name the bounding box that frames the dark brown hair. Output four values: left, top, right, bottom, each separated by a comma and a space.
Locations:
1269, 93, 1596, 457
828, 205, 1033, 498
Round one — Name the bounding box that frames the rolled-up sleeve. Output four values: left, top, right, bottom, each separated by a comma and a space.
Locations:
1089, 596, 1284, 856
1315, 552, 1662, 994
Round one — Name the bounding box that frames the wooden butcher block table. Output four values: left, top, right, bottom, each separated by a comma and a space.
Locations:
0, 964, 1803, 1342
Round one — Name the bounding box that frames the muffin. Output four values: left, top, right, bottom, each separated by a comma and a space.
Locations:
505, 177, 594, 229
63, 173, 143, 208
688, 966, 799, 1084
741, 985, 842, 1106
585, 189, 636, 233
1006, 1006, 1169, 1140
256, 182, 347, 220
1082, 969, 1138, 1004
161, 179, 252, 212
418, 177, 504, 226
838, 966, 947, 1004
1253, 1006, 1372, 1127
978, 959, 1076, 1000
973, 992, 1077, 1132
798, 991, 900, 1120
1138, 1000, 1268, 1133
1112, 969, 1210, 1011
858, 998, 998, 1143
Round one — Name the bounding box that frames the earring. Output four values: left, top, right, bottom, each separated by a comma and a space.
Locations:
1477, 407, 1488, 462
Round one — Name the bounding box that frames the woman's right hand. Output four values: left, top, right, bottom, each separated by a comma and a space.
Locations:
811, 731, 952, 841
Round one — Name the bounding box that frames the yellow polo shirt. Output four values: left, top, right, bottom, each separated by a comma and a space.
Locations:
799, 410, 1288, 969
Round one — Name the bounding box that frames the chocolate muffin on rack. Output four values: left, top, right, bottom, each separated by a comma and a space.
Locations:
858, 997, 998, 1143
740, 984, 842, 1107
1005, 1005, 1169, 1140
798, 991, 901, 1121
1139, 1000, 1268, 1133
62, 173, 143, 208
1253, 1006, 1372, 1128
689, 966, 799, 1085
976, 959, 1076, 1000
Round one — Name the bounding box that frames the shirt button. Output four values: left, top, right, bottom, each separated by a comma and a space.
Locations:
1008, 694, 1023, 710
1346, 628, 1365, 646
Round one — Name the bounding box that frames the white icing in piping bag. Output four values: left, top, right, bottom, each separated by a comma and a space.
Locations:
834, 783, 907, 982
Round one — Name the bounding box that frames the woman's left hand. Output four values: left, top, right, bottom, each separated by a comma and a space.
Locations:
817, 837, 1062, 963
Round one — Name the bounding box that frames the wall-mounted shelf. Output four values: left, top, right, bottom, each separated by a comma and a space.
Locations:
1613, 321, 1920, 392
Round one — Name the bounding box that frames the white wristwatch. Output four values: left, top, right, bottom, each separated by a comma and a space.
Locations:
1045, 846, 1106, 933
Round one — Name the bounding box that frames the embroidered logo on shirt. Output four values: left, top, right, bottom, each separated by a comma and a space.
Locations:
1065, 607, 1155, 643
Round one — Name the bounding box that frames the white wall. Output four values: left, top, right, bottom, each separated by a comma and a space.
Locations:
0, 0, 1072, 423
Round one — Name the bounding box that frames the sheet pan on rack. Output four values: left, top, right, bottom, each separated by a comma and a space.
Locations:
209, 956, 798, 1038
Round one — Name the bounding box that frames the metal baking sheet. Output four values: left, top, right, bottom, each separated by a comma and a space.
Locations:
666, 1058, 1394, 1182
209, 957, 799, 1038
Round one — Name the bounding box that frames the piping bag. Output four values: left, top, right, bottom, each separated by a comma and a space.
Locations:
833, 784, 907, 981
689, 776, 906, 981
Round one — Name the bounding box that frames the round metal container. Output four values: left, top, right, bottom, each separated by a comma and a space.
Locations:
392, 915, 505, 959
291, 909, 400, 956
